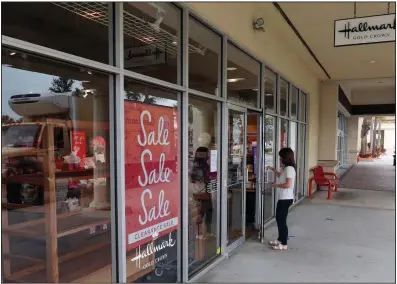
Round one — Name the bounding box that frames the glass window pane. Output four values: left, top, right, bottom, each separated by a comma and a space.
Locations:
187, 96, 220, 277
299, 92, 306, 122
289, 122, 298, 198
280, 118, 289, 149
123, 3, 181, 85
298, 124, 306, 199
227, 43, 259, 107
3, 2, 111, 64
264, 68, 276, 112
264, 115, 276, 220
2, 48, 113, 282
279, 79, 288, 116
290, 86, 298, 119
123, 79, 180, 283
189, 17, 221, 96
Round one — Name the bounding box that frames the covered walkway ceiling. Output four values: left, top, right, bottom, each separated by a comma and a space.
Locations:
278, 2, 396, 95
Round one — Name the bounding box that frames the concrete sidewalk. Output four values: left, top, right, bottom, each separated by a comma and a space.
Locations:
198, 194, 395, 283
339, 155, 395, 191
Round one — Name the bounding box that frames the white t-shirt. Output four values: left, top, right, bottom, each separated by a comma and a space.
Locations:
276, 166, 296, 200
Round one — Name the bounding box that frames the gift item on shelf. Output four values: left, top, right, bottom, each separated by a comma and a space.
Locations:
89, 177, 109, 210
62, 151, 81, 170
56, 181, 69, 211
65, 197, 81, 211
91, 136, 106, 163
20, 183, 40, 205
80, 156, 96, 169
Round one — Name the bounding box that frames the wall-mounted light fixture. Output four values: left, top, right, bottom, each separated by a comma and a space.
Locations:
253, 18, 265, 32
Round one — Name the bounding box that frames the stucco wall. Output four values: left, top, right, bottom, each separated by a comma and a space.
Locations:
185, 2, 321, 169
318, 83, 338, 160
351, 87, 396, 105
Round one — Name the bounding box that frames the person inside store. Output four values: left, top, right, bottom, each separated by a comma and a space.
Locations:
190, 146, 215, 239
266, 147, 296, 250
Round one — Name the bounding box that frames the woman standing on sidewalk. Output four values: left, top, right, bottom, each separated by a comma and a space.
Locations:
266, 148, 296, 250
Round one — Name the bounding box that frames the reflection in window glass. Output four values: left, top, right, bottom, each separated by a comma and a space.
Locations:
3, 2, 111, 64
227, 43, 259, 107
297, 124, 306, 199
1, 48, 112, 282
189, 17, 221, 96
123, 3, 181, 84
264, 69, 276, 112
264, 115, 276, 220
124, 79, 180, 283
188, 96, 220, 277
280, 119, 289, 149
289, 122, 298, 198
299, 92, 307, 122
279, 79, 288, 116
291, 86, 298, 119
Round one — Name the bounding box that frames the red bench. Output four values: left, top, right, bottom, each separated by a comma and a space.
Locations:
308, 166, 339, 200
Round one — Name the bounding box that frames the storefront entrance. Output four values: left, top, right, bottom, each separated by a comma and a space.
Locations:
225, 105, 265, 252
226, 105, 246, 252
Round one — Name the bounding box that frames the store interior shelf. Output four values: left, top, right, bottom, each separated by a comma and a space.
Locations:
2, 168, 109, 186
2, 118, 111, 283
4, 240, 111, 283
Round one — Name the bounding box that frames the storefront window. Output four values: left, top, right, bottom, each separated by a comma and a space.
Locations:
289, 122, 298, 198
123, 3, 181, 85
264, 115, 276, 220
264, 68, 276, 112
3, 2, 112, 64
189, 17, 221, 96
297, 124, 306, 199
279, 79, 288, 117
187, 96, 221, 277
227, 43, 259, 107
299, 92, 307, 122
124, 79, 180, 283
290, 86, 298, 119
280, 118, 289, 149
1, 48, 113, 282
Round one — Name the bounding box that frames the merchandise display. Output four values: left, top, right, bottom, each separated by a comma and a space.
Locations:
2, 118, 111, 283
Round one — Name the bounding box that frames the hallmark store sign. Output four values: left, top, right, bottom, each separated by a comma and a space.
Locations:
334, 14, 395, 46
124, 101, 179, 252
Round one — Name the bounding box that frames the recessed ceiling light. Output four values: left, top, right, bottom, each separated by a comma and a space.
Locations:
9, 52, 16, 56
265, 93, 273, 97
227, 67, 237, 71
172, 41, 178, 46
252, 88, 258, 91
227, 78, 245, 83
87, 71, 92, 75
369, 60, 376, 64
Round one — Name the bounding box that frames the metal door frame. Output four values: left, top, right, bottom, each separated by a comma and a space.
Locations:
246, 109, 263, 237
224, 103, 247, 255
259, 113, 277, 243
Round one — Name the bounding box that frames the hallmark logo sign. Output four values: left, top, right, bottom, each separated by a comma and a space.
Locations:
334, 14, 396, 46
130, 232, 176, 270
125, 45, 166, 68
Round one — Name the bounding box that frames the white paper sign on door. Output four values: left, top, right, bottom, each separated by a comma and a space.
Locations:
210, 150, 217, 173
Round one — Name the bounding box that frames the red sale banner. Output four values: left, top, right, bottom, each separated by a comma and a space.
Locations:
124, 101, 180, 252
71, 131, 86, 160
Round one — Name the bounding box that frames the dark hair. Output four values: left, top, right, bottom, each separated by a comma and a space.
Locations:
279, 147, 296, 169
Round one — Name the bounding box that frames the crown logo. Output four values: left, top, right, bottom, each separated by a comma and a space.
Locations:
152, 231, 159, 240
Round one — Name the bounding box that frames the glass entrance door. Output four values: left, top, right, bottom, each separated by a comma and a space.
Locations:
260, 115, 277, 243
226, 105, 246, 251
